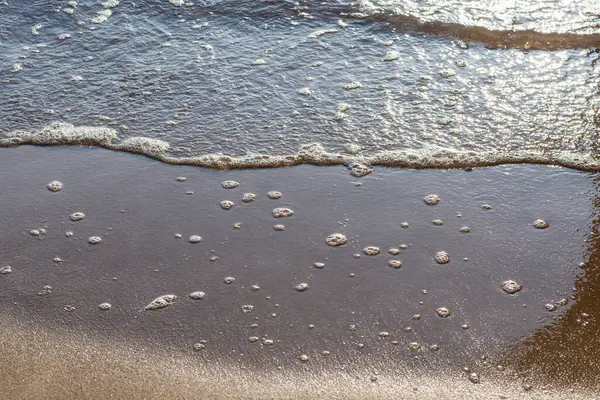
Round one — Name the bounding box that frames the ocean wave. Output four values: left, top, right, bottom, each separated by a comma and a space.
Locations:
2, 122, 599, 173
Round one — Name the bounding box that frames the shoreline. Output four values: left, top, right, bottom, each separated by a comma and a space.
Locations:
3, 124, 600, 173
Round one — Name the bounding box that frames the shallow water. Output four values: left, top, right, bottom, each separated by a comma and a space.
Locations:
1, 147, 600, 395
2, 0, 600, 169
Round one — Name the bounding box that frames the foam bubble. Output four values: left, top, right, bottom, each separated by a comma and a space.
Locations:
242, 193, 256, 202
273, 207, 293, 218
267, 191, 281, 199
249, 336, 259, 342
188, 291, 205, 300
57, 33, 71, 40
460, 227, 470, 233
388, 248, 400, 255
534, 219, 549, 229
0, 266, 12, 275
388, 260, 402, 268
144, 294, 177, 310
262, 338, 274, 346
326, 233, 348, 246
401, 222, 409, 228
429, 344, 440, 351
222, 180, 239, 189
502, 280, 522, 294
382, 51, 400, 61
103, 0, 119, 8
176, 177, 186, 182
432, 219, 443, 226
221, 201, 234, 210
98, 303, 112, 310
47, 181, 63, 192
308, 28, 338, 38
31, 24, 42, 36
251, 285, 260, 291
189, 235, 202, 243
435, 251, 450, 264
91, 9, 112, 24
363, 246, 380, 256
348, 162, 372, 177
242, 305, 254, 314
482, 204, 493, 210
274, 224, 285, 231
423, 194, 440, 205
545, 303, 557, 312
88, 236, 102, 244
469, 373, 480, 384
116, 137, 170, 158
65, 231, 73, 237
193, 341, 206, 351
12, 63, 22, 73
436, 307, 452, 317
345, 143, 361, 154
295, 283, 309, 292
70, 212, 85, 221
224, 276, 235, 284
298, 87, 311, 96
343, 81, 362, 90
378, 331, 390, 338
408, 342, 421, 351
251, 59, 266, 66
314, 262, 325, 269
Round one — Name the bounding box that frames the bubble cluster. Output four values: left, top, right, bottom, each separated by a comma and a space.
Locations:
144, 294, 177, 310
326, 233, 347, 247
534, 219, 549, 229
88, 236, 102, 244
189, 235, 202, 243
344, 81, 362, 90
193, 341, 206, 351
274, 224, 285, 231
70, 212, 85, 221
242, 193, 256, 202
388, 260, 402, 269
388, 248, 400, 255
267, 191, 282, 199
348, 162, 373, 177
98, 303, 112, 310
545, 303, 557, 312
502, 280, 522, 294
221, 200, 234, 210
251, 59, 266, 66
188, 291, 205, 300
378, 331, 390, 338
435, 251, 450, 264
176, 176, 186, 182
363, 246, 380, 256
408, 342, 421, 351
298, 354, 310, 362
468, 373, 480, 384
224, 277, 235, 284
460, 226, 470, 233
432, 219, 443, 226
436, 307, 452, 317
295, 283, 309, 292
0, 266, 12, 275
221, 180, 239, 189
46, 181, 63, 192
30, 229, 41, 237
273, 207, 293, 218
482, 204, 493, 210
423, 194, 440, 205
298, 87, 311, 96
242, 305, 254, 314
382, 51, 400, 61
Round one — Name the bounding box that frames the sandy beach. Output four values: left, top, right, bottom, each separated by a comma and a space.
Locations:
0, 146, 598, 398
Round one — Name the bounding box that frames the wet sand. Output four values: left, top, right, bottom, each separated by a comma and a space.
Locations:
1, 146, 599, 398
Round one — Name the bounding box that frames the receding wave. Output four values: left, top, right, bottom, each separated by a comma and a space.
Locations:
2, 122, 600, 173
345, 1, 600, 50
